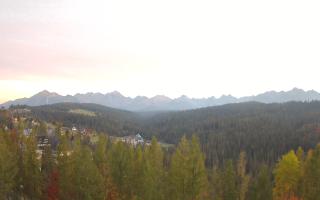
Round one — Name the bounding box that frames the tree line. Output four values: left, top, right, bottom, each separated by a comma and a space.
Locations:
1, 126, 320, 200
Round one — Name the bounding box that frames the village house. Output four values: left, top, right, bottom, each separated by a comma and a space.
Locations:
37, 136, 50, 150
72, 126, 77, 132
117, 133, 144, 146
36, 136, 51, 160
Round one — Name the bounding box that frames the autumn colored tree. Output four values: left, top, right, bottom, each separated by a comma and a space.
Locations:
41, 145, 57, 199
47, 170, 59, 200
94, 135, 118, 200
131, 145, 144, 199
273, 150, 301, 200
142, 137, 165, 200
169, 135, 208, 200
0, 131, 18, 199
237, 151, 250, 200
73, 145, 105, 200
109, 141, 134, 200
223, 160, 238, 200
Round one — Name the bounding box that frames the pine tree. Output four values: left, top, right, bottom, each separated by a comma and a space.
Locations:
94, 135, 118, 200
21, 134, 42, 199
142, 137, 165, 200
247, 165, 272, 200
0, 132, 18, 199
273, 150, 301, 200
169, 135, 208, 200
169, 136, 191, 200
295, 147, 305, 198
302, 145, 320, 200
73, 145, 105, 200
132, 145, 144, 199
237, 151, 250, 200
41, 145, 56, 199
57, 134, 75, 200
223, 160, 238, 200
109, 142, 134, 200
211, 167, 223, 200
188, 135, 209, 200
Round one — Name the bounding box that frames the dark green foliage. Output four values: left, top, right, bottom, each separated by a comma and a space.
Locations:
302, 145, 320, 200
247, 165, 272, 200
21, 101, 320, 170
1, 129, 320, 199
0, 131, 18, 199
73, 146, 105, 200
29, 103, 141, 136
108, 142, 134, 200
21, 135, 42, 199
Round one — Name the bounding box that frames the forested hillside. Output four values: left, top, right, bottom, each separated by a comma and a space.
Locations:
144, 101, 320, 168
19, 101, 320, 169
1, 125, 320, 200
28, 103, 141, 136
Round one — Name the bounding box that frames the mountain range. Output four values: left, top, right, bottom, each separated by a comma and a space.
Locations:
2, 88, 320, 111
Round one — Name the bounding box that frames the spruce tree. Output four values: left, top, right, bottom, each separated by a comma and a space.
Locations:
302, 145, 320, 200
247, 165, 272, 200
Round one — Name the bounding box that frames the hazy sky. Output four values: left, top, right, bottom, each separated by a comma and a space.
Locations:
1, 0, 320, 103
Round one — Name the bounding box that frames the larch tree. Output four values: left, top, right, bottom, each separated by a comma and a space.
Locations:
223, 160, 238, 200
0, 132, 18, 199
132, 145, 144, 199
169, 135, 208, 200
94, 135, 118, 200
142, 137, 165, 200
188, 135, 209, 200
109, 141, 134, 200
237, 151, 250, 200
273, 150, 301, 200
73, 145, 105, 200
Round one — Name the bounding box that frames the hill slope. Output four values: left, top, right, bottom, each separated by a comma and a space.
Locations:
26, 103, 141, 136
13, 101, 320, 167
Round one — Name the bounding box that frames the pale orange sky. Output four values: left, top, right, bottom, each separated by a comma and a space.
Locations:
1, 0, 320, 103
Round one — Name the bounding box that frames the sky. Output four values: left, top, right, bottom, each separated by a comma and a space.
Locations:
1, 0, 320, 103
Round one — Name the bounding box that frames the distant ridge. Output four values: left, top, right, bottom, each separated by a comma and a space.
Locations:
2, 88, 320, 111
